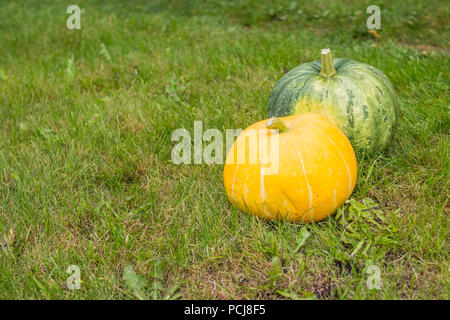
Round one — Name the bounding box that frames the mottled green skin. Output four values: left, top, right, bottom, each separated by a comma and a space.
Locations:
268, 58, 398, 154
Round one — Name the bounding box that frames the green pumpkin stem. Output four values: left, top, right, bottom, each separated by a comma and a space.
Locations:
265, 117, 289, 133
320, 48, 336, 78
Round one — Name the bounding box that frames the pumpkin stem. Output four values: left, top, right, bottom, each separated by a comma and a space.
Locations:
265, 117, 289, 133
319, 48, 336, 78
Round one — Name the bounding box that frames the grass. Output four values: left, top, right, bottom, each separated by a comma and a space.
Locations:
0, 0, 448, 299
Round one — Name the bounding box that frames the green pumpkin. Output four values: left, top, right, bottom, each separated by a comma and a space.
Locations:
268, 49, 398, 154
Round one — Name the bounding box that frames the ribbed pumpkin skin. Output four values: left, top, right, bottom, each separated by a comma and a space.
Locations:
223, 113, 357, 222
268, 58, 398, 154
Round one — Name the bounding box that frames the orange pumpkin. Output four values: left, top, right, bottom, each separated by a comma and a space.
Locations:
223, 113, 357, 222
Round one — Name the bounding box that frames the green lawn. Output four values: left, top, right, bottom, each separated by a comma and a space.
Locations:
0, 0, 448, 299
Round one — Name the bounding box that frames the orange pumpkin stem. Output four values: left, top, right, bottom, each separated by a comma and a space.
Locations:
265, 117, 289, 133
